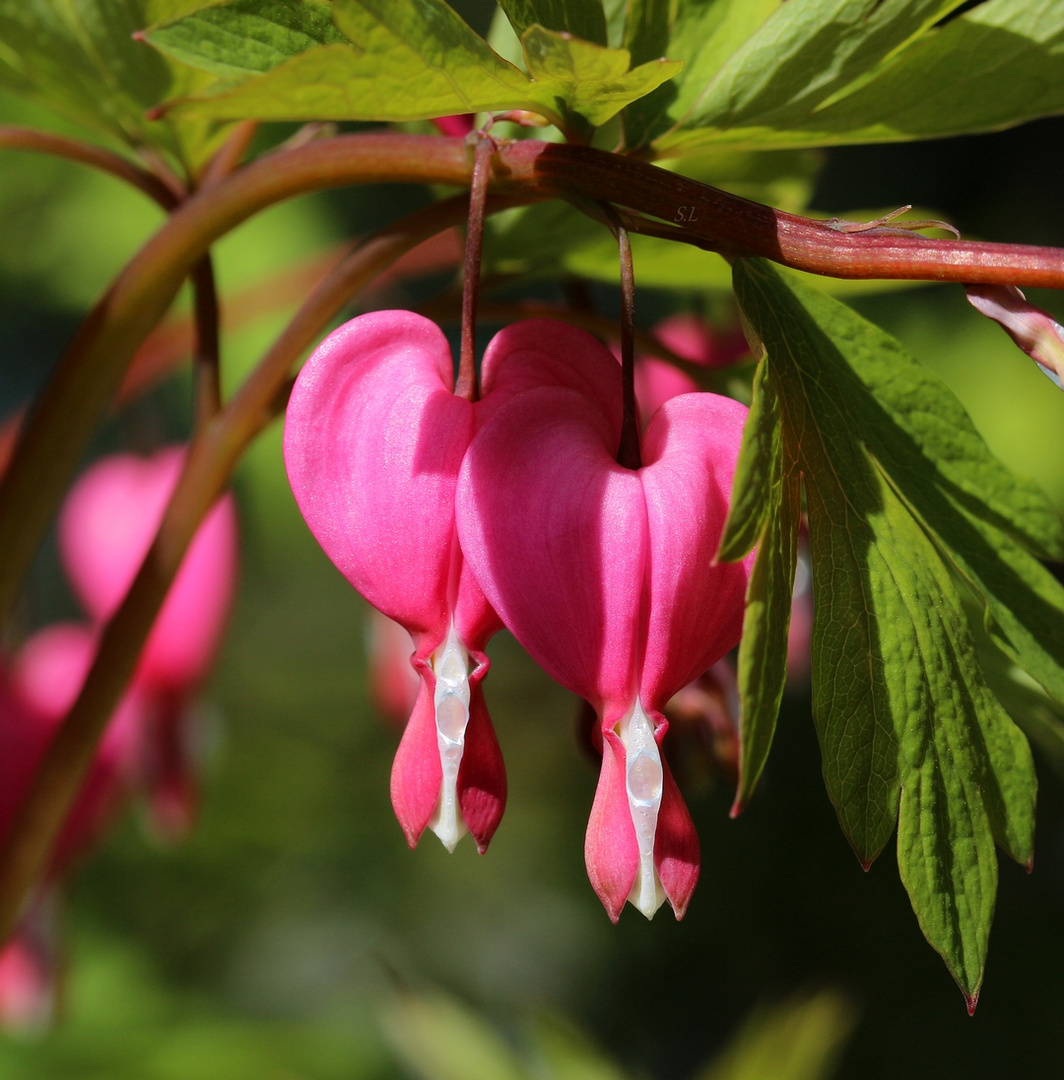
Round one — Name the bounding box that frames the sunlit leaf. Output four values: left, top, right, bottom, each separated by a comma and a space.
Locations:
147, 0, 679, 135
650, 0, 993, 153
143, 0, 348, 78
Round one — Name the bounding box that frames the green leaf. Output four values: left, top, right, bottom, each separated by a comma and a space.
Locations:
788, 0, 1064, 147
650, 0, 986, 153
720, 356, 802, 810
732, 258, 1041, 1001
497, 0, 607, 46
153, 0, 679, 135
520, 24, 682, 131
143, 0, 348, 78
622, 0, 781, 149
0, 0, 235, 169
0, 1, 170, 153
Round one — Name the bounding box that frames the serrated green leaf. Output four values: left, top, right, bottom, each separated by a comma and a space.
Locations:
498, 0, 607, 46
652, 0, 983, 154
732, 257, 1040, 1000
143, 0, 348, 78
719, 356, 777, 561
779, 278, 1064, 716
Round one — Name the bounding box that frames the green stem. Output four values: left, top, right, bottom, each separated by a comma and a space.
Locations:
0, 195, 473, 944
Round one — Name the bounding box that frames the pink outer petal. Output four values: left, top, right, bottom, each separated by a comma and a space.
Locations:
390, 671, 441, 848
480, 320, 624, 437
58, 447, 238, 691
457, 673, 506, 852
638, 393, 752, 707
585, 729, 640, 922
284, 311, 488, 654
457, 386, 647, 712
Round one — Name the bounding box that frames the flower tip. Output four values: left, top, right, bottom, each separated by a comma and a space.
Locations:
965, 989, 980, 1017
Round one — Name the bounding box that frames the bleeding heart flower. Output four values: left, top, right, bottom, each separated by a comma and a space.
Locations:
457, 387, 751, 920
284, 310, 621, 854
58, 447, 239, 839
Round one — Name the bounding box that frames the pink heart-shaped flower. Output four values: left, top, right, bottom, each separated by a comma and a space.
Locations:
284, 310, 622, 853
457, 386, 751, 919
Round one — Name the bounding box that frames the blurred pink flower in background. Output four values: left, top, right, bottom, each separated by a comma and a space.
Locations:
59, 447, 239, 838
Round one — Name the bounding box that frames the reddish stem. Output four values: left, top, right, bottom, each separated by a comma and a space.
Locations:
455, 136, 493, 402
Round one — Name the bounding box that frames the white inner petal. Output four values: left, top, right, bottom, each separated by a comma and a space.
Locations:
619, 699, 666, 919
428, 621, 471, 851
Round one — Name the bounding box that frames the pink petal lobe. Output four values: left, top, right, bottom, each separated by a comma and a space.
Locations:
456, 673, 506, 853
284, 311, 476, 652
390, 671, 442, 848
457, 386, 647, 712
638, 393, 751, 706
584, 728, 640, 922
654, 755, 700, 918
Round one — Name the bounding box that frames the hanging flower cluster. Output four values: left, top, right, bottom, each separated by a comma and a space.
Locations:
284, 311, 752, 921
0, 447, 237, 1029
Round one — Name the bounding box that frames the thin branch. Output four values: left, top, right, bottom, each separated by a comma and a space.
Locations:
0, 126, 179, 211
600, 203, 641, 470
190, 255, 222, 426
0, 133, 486, 623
